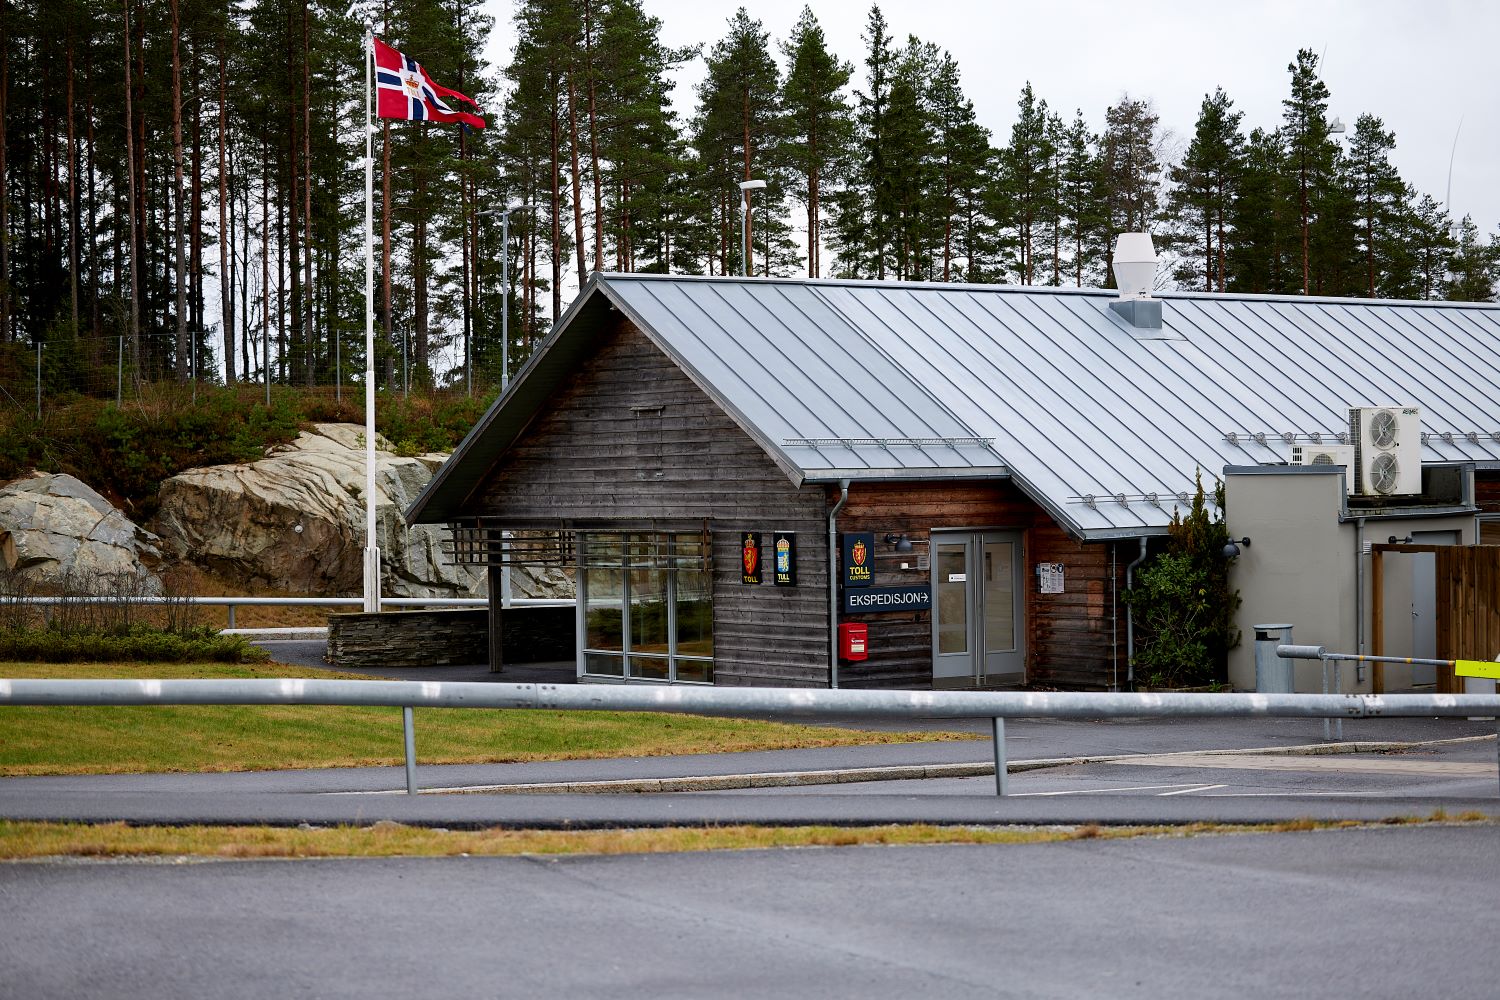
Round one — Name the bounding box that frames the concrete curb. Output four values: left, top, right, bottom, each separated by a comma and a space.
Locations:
385, 735, 1496, 797
229, 628, 329, 640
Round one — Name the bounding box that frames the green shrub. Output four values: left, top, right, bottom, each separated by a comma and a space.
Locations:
1126, 471, 1242, 689
0, 624, 268, 664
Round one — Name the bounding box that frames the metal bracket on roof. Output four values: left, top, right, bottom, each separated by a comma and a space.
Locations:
1224, 431, 1352, 446
783, 436, 996, 449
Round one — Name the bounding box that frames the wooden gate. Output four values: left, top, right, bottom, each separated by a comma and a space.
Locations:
1371, 543, 1500, 693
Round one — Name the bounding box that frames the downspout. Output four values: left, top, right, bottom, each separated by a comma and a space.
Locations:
1355, 516, 1366, 657
828, 479, 850, 689
1125, 536, 1149, 690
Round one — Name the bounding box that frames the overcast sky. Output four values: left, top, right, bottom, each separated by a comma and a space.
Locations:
480, 0, 1499, 234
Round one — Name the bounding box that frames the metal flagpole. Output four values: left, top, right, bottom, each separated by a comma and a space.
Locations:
362, 32, 381, 614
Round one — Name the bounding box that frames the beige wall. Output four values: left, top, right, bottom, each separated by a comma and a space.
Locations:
1225, 469, 1474, 693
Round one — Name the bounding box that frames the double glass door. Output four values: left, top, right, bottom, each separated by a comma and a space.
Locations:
933, 531, 1024, 686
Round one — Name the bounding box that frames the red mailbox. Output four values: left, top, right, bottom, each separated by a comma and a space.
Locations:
838, 622, 869, 662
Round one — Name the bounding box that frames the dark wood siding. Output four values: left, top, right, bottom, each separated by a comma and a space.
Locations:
1475, 474, 1500, 514
471, 318, 831, 687
834, 482, 1124, 690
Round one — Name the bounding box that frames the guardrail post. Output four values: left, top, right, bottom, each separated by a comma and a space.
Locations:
992, 717, 1008, 797
1321, 654, 1331, 741
402, 706, 418, 795
226, 604, 236, 630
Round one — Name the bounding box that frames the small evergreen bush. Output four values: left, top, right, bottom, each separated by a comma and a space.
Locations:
1127, 471, 1242, 688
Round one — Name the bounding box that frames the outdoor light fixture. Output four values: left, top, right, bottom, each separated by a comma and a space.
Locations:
738, 179, 767, 278
884, 532, 914, 553
1388, 535, 1414, 545
1222, 536, 1251, 559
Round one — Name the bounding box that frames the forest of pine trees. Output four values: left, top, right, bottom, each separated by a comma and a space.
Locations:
1, 1, 1496, 396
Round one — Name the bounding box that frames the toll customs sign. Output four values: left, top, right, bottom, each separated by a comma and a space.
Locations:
841, 532, 874, 588
741, 532, 762, 585
773, 531, 797, 587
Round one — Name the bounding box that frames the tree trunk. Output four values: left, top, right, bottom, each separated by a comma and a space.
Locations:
218, 20, 234, 383
85, 47, 99, 337
122, 0, 140, 374
170, 0, 188, 378
568, 67, 586, 283
0, 0, 8, 342
585, 0, 603, 274
550, 81, 561, 319
261, 133, 270, 382
191, 47, 205, 377
300, 0, 312, 385
66, 35, 78, 337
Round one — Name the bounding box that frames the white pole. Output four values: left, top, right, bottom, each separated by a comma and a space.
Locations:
362, 32, 381, 615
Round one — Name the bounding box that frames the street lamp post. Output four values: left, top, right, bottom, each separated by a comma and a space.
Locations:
500, 203, 537, 388
738, 179, 766, 277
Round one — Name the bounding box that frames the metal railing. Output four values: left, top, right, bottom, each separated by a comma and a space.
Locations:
2, 679, 1496, 797
0, 596, 572, 629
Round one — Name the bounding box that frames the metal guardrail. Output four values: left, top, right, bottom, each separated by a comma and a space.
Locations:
0, 596, 572, 628
2, 679, 1496, 798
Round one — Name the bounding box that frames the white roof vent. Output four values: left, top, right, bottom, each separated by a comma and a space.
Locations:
1109, 233, 1162, 330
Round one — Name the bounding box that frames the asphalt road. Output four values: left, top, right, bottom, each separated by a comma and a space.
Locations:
3, 824, 1496, 1000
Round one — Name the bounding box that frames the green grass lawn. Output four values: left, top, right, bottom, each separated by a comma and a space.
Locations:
0, 661, 969, 776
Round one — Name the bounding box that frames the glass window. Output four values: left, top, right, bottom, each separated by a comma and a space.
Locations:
630, 656, 670, 680
937, 542, 968, 655
1481, 519, 1500, 546
585, 652, 624, 677
579, 531, 713, 683
584, 565, 625, 652
629, 565, 670, 657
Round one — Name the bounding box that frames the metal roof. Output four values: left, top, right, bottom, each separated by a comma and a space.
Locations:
408, 273, 1500, 539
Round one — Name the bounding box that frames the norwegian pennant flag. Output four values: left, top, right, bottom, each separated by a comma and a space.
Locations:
373, 38, 486, 129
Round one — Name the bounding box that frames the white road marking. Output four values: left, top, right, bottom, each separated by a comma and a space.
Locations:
1009, 783, 1207, 798
1157, 784, 1227, 797
1112, 754, 1496, 777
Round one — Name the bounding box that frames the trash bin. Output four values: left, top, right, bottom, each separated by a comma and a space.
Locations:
1253, 623, 1295, 693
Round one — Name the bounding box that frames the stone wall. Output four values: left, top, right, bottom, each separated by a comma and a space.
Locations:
327, 606, 576, 669
328, 609, 489, 668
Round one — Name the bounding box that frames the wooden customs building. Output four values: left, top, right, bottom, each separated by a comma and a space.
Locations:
406, 273, 1500, 690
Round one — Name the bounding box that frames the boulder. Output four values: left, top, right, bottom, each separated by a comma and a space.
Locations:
0, 473, 162, 592
149, 423, 572, 599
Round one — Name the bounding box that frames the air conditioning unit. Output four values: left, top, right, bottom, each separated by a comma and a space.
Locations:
1290, 443, 1356, 480
1348, 406, 1422, 496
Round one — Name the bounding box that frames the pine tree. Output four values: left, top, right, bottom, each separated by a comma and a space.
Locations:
1447, 215, 1498, 301
1002, 82, 1052, 285
780, 6, 853, 278
885, 36, 937, 280
1056, 110, 1101, 287
1226, 128, 1297, 294
1098, 94, 1163, 284
927, 51, 993, 283
828, 4, 895, 279
690, 7, 786, 277
1281, 48, 1337, 295
1343, 113, 1405, 297
1168, 88, 1243, 292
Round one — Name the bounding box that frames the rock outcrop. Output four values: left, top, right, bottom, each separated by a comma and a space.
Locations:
148, 423, 573, 599
0, 473, 162, 591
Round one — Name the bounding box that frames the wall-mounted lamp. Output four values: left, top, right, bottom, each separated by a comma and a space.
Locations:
1222, 536, 1251, 559
884, 532, 914, 553
1388, 535, 1413, 545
